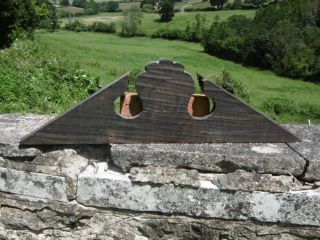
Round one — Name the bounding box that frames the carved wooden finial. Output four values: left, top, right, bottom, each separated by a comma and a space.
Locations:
20, 59, 299, 145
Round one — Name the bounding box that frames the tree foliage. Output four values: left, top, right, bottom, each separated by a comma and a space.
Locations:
72, 0, 87, 8
159, 0, 174, 22
60, 0, 70, 6
0, 0, 58, 49
209, 0, 226, 10
203, 0, 320, 82
105, 1, 119, 12
120, 7, 143, 37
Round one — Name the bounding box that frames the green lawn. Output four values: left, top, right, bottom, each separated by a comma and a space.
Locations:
61, 10, 256, 34
38, 30, 320, 123
140, 10, 255, 34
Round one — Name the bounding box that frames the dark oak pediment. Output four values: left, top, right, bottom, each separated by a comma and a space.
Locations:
20, 59, 299, 145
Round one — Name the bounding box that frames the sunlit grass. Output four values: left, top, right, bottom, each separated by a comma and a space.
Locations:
38, 30, 320, 123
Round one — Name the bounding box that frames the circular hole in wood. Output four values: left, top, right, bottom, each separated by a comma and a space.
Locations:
114, 92, 143, 119
188, 94, 215, 119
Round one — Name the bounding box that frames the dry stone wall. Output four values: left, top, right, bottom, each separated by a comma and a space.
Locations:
0, 114, 320, 240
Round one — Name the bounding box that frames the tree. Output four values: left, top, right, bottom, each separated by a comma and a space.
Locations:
233, 0, 242, 9
140, 0, 156, 8
105, 1, 119, 12
314, 0, 320, 27
60, 0, 70, 6
244, 0, 267, 7
38, 0, 60, 31
209, 0, 226, 10
84, 0, 98, 14
120, 7, 143, 37
159, 0, 174, 22
0, 0, 56, 48
72, 0, 87, 8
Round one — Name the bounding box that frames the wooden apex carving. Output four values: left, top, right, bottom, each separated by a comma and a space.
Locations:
20, 59, 299, 145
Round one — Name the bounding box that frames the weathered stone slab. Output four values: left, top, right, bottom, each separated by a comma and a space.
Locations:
200, 170, 299, 192
0, 149, 90, 200
0, 144, 42, 159
129, 166, 200, 187
77, 165, 320, 226
0, 114, 53, 145
284, 125, 320, 143
288, 142, 320, 181
1, 191, 320, 240
284, 125, 320, 181
0, 167, 68, 202
111, 143, 306, 176
129, 167, 300, 192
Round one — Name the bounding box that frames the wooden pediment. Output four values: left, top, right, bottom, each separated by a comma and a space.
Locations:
20, 59, 299, 145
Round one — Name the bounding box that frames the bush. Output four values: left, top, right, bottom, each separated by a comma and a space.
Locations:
120, 7, 143, 37
142, 4, 154, 12
203, 0, 320, 83
184, 14, 207, 42
159, 0, 175, 22
151, 28, 185, 40
105, 1, 119, 12
88, 22, 116, 33
0, 0, 58, 48
261, 97, 320, 122
65, 20, 88, 32
184, 7, 194, 12
203, 16, 249, 62
214, 71, 250, 102
0, 39, 100, 114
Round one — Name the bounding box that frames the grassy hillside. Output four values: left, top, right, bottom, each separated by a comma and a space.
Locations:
60, 10, 256, 34
140, 10, 255, 34
37, 30, 320, 123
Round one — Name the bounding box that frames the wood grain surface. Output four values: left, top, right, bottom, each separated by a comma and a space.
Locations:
20, 59, 299, 145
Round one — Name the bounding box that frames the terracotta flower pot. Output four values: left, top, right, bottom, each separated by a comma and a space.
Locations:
120, 92, 211, 118
120, 92, 143, 118
187, 94, 211, 117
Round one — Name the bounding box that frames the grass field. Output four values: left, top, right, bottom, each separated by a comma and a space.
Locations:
37, 30, 320, 123
60, 10, 256, 34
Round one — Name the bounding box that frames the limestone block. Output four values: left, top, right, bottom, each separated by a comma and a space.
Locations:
77, 165, 320, 226
0, 144, 42, 159
1, 191, 320, 240
129, 166, 200, 187
111, 143, 306, 176
201, 169, 299, 192
0, 114, 53, 145
285, 125, 320, 181
289, 142, 320, 181
0, 167, 68, 202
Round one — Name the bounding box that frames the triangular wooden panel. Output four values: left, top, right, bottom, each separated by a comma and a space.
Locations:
20, 59, 299, 145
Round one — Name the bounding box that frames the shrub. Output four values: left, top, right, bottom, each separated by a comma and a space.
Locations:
214, 71, 250, 102
203, 0, 320, 83
89, 22, 116, 33
0, 39, 100, 114
184, 14, 207, 42
261, 97, 320, 122
120, 7, 143, 37
142, 4, 154, 12
159, 0, 175, 22
105, 1, 119, 12
203, 16, 249, 62
127, 69, 141, 92
65, 20, 88, 32
0, 0, 58, 48
184, 7, 194, 12
151, 28, 185, 40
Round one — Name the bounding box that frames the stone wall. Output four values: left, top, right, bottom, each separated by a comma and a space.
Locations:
0, 114, 319, 240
